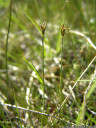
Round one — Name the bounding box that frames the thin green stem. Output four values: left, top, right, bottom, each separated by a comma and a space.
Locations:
40, 21, 46, 113
60, 36, 63, 92
42, 35, 44, 111
95, 0, 96, 35
42, 36, 44, 84
6, 0, 12, 86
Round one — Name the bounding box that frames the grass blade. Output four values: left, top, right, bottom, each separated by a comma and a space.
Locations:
76, 101, 86, 125
23, 58, 43, 85
5, 0, 12, 86
24, 11, 42, 35
56, 17, 64, 53
34, 0, 42, 20
86, 81, 96, 100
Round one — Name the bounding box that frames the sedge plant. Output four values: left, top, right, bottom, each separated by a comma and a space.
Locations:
60, 24, 68, 93
50, 24, 69, 126
40, 21, 47, 111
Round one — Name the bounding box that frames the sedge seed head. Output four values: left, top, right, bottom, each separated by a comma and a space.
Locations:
40, 21, 47, 35
61, 24, 69, 36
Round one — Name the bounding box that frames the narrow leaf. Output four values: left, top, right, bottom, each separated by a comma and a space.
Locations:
23, 58, 43, 85
24, 11, 42, 35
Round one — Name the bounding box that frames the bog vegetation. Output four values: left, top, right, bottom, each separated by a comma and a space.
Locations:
0, 0, 96, 127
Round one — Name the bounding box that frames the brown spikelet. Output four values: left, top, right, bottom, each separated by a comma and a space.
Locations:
61, 24, 69, 36
40, 21, 47, 35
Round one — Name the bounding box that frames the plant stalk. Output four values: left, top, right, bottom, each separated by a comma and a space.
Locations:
40, 21, 46, 112
6, 0, 12, 86
60, 36, 63, 93
42, 35, 45, 111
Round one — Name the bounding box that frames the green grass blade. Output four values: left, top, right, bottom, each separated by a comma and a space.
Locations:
76, 101, 86, 125
73, 0, 88, 28
24, 11, 42, 35
56, 17, 64, 53
86, 81, 96, 100
0, 103, 14, 127
76, 81, 96, 125
14, 96, 22, 127
34, 0, 42, 20
5, 0, 12, 86
12, 14, 36, 38
23, 58, 43, 85
86, 112, 96, 124
11, 15, 27, 31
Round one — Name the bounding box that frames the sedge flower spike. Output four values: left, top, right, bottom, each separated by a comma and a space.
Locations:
40, 21, 47, 35
61, 24, 69, 36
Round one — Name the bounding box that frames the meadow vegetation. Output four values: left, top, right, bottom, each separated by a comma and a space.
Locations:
0, 0, 96, 127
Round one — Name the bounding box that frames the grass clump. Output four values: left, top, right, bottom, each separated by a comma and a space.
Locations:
0, 0, 96, 127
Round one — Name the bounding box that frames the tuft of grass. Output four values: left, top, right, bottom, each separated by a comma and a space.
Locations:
0, 0, 96, 127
